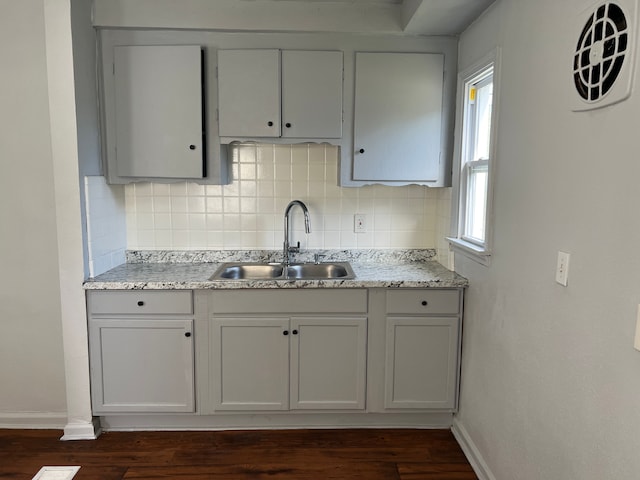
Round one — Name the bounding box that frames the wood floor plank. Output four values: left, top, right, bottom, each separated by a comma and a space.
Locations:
123, 462, 400, 479
0, 428, 476, 480
397, 462, 478, 479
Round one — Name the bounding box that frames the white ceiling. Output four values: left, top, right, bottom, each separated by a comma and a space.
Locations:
260, 0, 496, 35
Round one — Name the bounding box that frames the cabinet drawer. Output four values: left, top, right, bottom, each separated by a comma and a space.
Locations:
211, 289, 367, 314
386, 289, 459, 315
88, 290, 193, 315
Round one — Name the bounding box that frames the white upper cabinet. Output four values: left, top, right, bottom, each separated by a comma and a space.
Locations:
217, 49, 282, 138
217, 49, 343, 140
281, 50, 343, 139
113, 45, 204, 179
351, 52, 444, 184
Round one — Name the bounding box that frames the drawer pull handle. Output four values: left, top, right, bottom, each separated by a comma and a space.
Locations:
292, 329, 298, 335
137, 301, 145, 306
283, 330, 289, 336
421, 300, 428, 306
185, 332, 192, 338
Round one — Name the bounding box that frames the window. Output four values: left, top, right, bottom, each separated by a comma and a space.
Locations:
449, 50, 499, 265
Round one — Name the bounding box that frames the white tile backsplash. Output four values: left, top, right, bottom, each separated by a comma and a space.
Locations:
435, 187, 453, 269
84, 176, 126, 277
125, 144, 442, 251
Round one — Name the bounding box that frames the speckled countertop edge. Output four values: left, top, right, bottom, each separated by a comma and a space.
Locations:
84, 249, 469, 290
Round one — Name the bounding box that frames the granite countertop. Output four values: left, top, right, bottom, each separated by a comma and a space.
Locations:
83, 249, 468, 290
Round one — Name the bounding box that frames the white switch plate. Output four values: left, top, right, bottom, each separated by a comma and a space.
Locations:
634, 305, 640, 351
555, 251, 570, 286
354, 214, 367, 233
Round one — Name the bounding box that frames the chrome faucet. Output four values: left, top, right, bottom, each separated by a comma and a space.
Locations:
283, 200, 311, 266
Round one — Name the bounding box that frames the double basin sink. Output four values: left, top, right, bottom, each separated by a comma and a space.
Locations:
210, 261, 355, 281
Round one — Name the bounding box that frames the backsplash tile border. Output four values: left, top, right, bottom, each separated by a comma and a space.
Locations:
126, 248, 437, 264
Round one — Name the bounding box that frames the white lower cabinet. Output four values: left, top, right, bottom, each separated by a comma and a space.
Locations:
211, 315, 367, 411
86, 287, 464, 425
211, 317, 290, 411
290, 317, 367, 410
384, 317, 458, 409
209, 289, 368, 412
382, 289, 462, 411
87, 291, 195, 413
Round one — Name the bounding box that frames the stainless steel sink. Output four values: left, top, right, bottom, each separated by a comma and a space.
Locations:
212, 263, 284, 280
286, 262, 354, 279
210, 262, 355, 280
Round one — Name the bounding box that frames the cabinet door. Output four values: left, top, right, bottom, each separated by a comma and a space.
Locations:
384, 316, 458, 409
217, 49, 281, 137
89, 319, 194, 413
281, 51, 343, 139
353, 52, 444, 182
211, 317, 289, 411
290, 317, 367, 410
114, 45, 204, 178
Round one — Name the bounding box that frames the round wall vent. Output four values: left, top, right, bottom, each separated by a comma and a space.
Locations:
571, 0, 637, 111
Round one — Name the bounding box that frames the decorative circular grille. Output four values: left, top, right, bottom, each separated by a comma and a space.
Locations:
573, 2, 628, 102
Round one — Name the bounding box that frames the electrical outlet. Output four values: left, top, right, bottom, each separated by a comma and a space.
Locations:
354, 214, 367, 233
555, 251, 570, 286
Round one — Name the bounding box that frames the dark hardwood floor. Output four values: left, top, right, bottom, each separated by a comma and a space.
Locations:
0, 428, 478, 479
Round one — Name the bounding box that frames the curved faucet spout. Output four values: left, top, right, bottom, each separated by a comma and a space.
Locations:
283, 200, 311, 266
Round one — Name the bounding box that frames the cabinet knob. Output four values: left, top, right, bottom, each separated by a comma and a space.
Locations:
292, 329, 298, 335
285, 122, 292, 128
421, 300, 428, 306
137, 301, 144, 306
358, 148, 365, 154
185, 332, 192, 338
189, 144, 196, 150
283, 330, 289, 336
268, 121, 274, 127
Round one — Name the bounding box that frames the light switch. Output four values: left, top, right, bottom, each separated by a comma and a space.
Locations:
555, 251, 570, 286
634, 305, 640, 351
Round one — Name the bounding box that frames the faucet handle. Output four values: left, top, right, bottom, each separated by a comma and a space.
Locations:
314, 254, 325, 264
288, 241, 301, 253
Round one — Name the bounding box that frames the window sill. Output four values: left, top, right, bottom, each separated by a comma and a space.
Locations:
447, 237, 491, 266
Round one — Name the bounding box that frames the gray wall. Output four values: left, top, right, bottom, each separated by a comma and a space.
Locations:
0, 0, 68, 424
454, 1, 640, 478
72, 0, 103, 280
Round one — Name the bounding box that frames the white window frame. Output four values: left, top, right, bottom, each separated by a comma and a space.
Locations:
448, 48, 501, 266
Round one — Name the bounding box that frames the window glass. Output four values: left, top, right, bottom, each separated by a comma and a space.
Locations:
465, 161, 488, 242
472, 78, 493, 161
454, 61, 496, 255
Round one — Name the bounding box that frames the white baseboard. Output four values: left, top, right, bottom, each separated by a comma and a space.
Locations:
61, 417, 102, 440
98, 412, 454, 431
452, 417, 498, 480
0, 412, 67, 429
